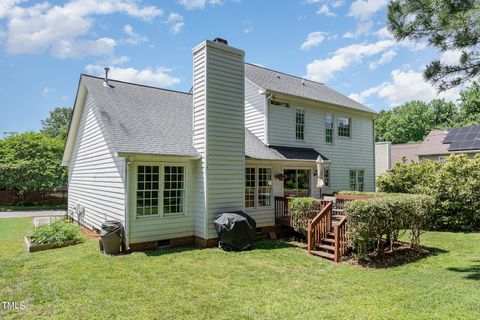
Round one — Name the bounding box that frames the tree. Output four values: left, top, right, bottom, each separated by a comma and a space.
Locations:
0, 132, 67, 202
458, 81, 480, 125
41, 107, 72, 140
429, 99, 458, 128
375, 101, 436, 143
387, 0, 480, 91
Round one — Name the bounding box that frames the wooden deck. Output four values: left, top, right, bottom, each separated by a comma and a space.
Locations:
274, 195, 370, 262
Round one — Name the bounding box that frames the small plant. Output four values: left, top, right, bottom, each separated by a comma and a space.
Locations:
274, 173, 288, 181
30, 219, 83, 246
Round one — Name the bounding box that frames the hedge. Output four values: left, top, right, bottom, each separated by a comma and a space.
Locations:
377, 153, 480, 231
344, 193, 434, 254
288, 197, 323, 236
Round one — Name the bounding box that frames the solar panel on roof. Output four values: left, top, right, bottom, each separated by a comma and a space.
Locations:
445, 126, 480, 150
472, 140, 480, 150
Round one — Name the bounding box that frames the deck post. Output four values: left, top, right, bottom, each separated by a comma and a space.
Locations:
334, 226, 340, 262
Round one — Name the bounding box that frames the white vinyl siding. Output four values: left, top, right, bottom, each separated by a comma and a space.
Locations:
67, 94, 125, 230
193, 41, 246, 239
268, 100, 375, 192
245, 79, 266, 143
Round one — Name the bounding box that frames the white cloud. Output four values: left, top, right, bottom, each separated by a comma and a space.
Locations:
85, 64, 181, 87
123, 24, 148, 45
300, 31, 326, 51
52, 37, 117, 59
348, 0, 387, 20
110, 55, 130, 65
177, 0, 222, 10
305, 39, 396, 82
317, 4, 336, 16
2, 1, 162, 58
166, 13, 184, 34
368, 49, 396, 70
42, 86, 54, 97
440, 50, 463, 65
350, 69, 464, 107
375, 27, 393, 40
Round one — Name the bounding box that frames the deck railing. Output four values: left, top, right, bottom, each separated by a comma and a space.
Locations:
334, 216, 348, 262
307, 201, 333, 252
274, 196, 291, 226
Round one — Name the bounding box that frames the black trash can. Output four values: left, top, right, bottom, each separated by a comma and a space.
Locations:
214, 211, 256, 251
100, 220, 125, 255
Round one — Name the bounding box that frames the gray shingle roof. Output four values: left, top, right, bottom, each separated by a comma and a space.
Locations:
83, 75, 322, 161
268, 145, 328, 161
245, 63, 376, 114
83, 75, 199, 157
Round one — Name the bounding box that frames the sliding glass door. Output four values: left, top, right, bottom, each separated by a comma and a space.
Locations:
283, 169, 310, 197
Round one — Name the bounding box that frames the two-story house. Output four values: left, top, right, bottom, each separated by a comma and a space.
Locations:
62, 39, 376, 249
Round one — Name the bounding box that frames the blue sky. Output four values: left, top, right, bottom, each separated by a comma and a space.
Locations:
0, 0, 465, 135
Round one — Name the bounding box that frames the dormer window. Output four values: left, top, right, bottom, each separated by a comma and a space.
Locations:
295, 108, 305, 141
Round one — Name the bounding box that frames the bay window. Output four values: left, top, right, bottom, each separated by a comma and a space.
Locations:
136, 164, 185, 218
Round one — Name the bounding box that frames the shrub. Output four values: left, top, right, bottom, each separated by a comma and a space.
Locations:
30, 219, 83, 246
344, 193, 434, 254
288, 197, 323, 236
377, 154, 480, 231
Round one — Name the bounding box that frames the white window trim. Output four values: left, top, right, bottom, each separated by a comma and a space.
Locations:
134, 162, 187, 219
349, 169, 365, 192
295, 107, 306, 142
245, 166, 273, 210
337, 115, 352, 139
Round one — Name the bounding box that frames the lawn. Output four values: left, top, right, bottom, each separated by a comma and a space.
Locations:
0, 218, 479, 319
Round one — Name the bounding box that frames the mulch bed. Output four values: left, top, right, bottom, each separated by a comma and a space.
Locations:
344, 242, 436, 268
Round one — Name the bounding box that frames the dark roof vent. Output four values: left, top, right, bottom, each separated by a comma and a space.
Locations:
213, 37, 228, 45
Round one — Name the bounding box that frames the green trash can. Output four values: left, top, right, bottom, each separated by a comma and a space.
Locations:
100, 220, 124, 255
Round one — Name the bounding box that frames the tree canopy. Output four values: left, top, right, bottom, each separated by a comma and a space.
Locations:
376, 82, 480, 143
41, 107, 72, 140
0, 132, 67, 193
387, 0, 480, 91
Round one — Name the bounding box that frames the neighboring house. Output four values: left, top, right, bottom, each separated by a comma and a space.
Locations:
62, 39, 376, 249
376, 126, 480, 177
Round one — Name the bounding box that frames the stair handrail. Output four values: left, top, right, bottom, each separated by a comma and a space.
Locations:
307, 201, 333, 252
334, 216, 348, 262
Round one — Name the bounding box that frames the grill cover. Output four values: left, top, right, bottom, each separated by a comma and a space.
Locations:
214, 211, 256, 251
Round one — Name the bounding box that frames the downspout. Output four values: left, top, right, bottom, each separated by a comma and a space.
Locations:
124, 157, 131, 248
264, 92, 270, 145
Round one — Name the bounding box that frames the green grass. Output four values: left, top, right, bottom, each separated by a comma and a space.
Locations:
0, 218, 479, 319
0, 204, 67, 212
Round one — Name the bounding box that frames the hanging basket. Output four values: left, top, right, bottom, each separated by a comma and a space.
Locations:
274, 173, 288, 181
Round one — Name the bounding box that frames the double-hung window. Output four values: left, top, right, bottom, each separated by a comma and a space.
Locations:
136, 164, 185, 218
245, 167, 272, 208
338, 117, 351, 137
325, 114, 333, 143
324, 168, 330, 187
296, 108, 305, 141
349, 169, 364, 191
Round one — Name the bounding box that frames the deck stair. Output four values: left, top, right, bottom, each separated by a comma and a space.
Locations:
306, 202, 348, 262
